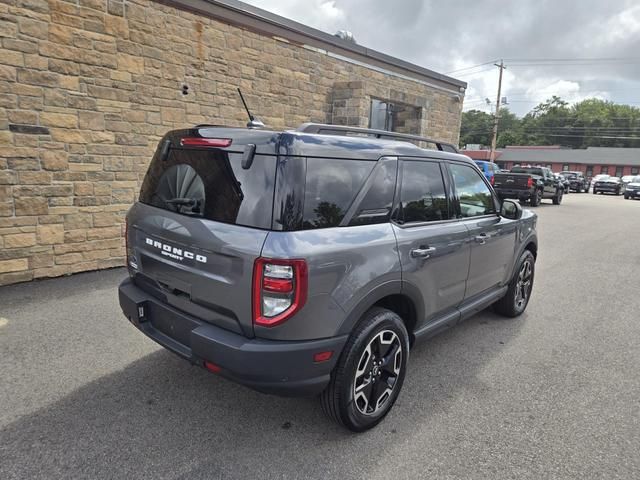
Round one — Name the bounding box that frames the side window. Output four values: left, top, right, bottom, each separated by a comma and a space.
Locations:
449, 163, 496, 218
302, 158, 373, 229
349, 160, 397, 226
397, 161, 449, 224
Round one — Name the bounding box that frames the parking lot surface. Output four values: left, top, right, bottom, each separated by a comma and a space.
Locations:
1, 193, 639, 479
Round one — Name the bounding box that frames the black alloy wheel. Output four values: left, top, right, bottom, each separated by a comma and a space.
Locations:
493, 249, 536, 317
320, 307, 409, 432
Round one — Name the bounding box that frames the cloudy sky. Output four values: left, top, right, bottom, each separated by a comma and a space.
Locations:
243, 0, 640, 116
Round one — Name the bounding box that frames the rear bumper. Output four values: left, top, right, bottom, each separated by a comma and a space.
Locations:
119, 278, 347, 396
495, 188, 533, 199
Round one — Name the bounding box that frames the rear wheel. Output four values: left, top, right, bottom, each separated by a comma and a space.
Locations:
320, 307, 409, 432
530, 189, 542, 206
493, 250, 535, 317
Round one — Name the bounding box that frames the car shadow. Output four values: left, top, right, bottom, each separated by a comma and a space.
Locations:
1, 307, 526, 480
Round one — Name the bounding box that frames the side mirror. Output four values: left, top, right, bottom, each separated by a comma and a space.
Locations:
500, 199, 522, 220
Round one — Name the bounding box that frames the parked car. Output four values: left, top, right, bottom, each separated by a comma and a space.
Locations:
621, 175, 637, 186
623, 176, 640, 199
590, 174, 610, 190
593, 176, 624, 195
560, 171, 588, 192
555, 173, 571, 193
474, 160, 501, 182
118, 122, 538, 432
493, 166, 565, 206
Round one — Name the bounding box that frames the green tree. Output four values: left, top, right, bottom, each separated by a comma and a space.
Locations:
459, 109, 493, 147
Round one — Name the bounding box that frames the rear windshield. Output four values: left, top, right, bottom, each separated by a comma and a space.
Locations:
139, 147, 276, 229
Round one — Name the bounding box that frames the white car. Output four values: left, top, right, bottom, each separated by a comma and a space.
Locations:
590, 174, 610, 190
621, 175, 637, 185
624, 175, 640, 199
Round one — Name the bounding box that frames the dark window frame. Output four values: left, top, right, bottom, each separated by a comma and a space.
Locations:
631, 167, 639, 175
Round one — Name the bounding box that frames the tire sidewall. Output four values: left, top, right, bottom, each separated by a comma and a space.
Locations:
339, 311, 409, 432
511, 250, 535, 315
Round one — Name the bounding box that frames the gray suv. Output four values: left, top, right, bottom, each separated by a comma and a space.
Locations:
119, 123, 538, 432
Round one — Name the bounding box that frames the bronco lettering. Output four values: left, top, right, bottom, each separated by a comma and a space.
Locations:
145, 237, 207, 263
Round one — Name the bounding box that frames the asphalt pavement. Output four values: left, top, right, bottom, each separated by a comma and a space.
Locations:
1, 192, 639, 479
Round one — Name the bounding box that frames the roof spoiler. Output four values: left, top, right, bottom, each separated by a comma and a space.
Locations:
297, 123, 458, 153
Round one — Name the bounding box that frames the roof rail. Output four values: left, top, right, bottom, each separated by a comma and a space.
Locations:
297, 123, 459, 153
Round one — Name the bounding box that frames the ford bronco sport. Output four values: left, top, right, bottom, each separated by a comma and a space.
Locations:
119, 123, 538, 432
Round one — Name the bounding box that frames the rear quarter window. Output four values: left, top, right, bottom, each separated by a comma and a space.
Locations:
302, 158, 374, 229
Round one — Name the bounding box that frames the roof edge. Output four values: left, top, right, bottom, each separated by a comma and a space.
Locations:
155, 0, 467, 92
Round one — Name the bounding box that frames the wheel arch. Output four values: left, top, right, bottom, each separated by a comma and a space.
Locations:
336, 281, 424, 346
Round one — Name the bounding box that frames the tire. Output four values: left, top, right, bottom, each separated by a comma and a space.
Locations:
493, 250, 535, 318
593, 189, 598, 195
624, 194, 630, 199
320, 307, 409, 432
552, 189, 563, 205
530, 189, 542, 206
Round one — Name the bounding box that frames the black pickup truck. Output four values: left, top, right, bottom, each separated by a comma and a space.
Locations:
492, 166, 565, 206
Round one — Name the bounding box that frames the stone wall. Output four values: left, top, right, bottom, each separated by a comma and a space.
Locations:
0, 0, 464, 286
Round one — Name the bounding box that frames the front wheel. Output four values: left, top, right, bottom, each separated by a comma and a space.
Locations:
493, 250, 535, 317
320, 307, 409, 432
552, 189, 563, 205
624, 193, 630, 199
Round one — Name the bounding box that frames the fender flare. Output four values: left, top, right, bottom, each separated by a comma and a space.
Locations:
335, 280, 425, 338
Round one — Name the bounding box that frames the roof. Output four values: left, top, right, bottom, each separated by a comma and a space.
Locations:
497, 146, 640, 166
190, 125, 474, 163
158, 0, 466, 92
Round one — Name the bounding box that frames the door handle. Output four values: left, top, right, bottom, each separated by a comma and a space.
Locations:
410, 246, 436, 258
474, 233, 491, 244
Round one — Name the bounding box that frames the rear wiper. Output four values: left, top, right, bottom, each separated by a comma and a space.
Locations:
164, 197, 202, 215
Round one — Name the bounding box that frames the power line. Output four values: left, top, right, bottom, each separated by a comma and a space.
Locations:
444, 60, 498, 74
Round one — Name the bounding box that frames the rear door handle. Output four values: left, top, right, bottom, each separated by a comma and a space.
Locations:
410, 246, 436, 258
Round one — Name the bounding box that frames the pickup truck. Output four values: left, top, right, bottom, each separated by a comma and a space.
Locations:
492, 166, 565, 206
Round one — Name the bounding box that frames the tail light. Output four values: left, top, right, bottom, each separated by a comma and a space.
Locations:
527, 177, 533, 188
252, 258, 308, 327
490, 176, 495, 185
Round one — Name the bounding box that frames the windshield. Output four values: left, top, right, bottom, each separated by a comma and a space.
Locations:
632, 176, 640, 183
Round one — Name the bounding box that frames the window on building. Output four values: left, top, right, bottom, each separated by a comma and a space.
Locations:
397, 161, 450, 223
631, 167, 639, 175
546, 164, 552, 169
449, 163, 496, 218
586, 166, 594, 177
601, 166, 609, 175
562, 164, 570, 171
369, 99, 421, 134
615, 166, 623, 177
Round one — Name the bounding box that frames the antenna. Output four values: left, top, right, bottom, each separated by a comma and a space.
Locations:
237, 88, 265, 129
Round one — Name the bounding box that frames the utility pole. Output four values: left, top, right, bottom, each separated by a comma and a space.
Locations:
489, 60, 506, 162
